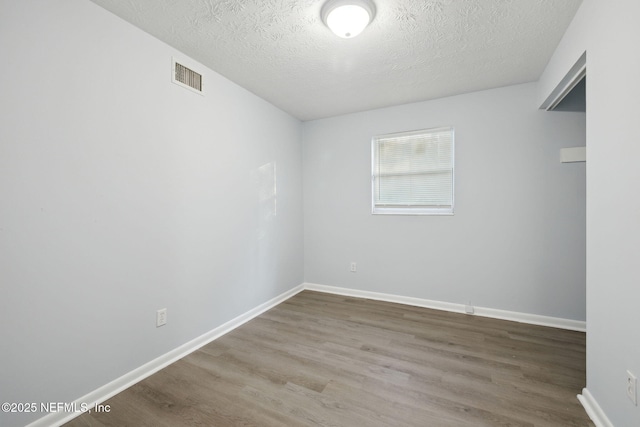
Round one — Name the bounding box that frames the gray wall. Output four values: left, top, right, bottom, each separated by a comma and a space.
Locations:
0, 1, 303, 426
540, 0, 640, 425
303, 82, 586, 321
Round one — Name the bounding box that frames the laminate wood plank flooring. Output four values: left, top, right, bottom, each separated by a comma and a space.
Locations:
65, 291, 594, 426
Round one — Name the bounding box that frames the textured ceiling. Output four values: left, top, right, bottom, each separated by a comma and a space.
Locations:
89, 0, 582, 121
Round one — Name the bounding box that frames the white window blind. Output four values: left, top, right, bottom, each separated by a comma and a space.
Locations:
372, 127, 454, 215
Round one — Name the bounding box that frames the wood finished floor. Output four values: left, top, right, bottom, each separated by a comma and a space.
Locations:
66, 291, 594, 427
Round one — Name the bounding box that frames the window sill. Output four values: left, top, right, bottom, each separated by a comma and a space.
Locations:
372, 207, 454, 216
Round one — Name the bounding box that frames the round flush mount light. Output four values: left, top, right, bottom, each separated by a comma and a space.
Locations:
321, 0, 376, 39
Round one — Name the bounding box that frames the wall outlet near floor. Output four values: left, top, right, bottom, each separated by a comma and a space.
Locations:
350, 262, 357, 272
627, 370, 637, 405
464, 304, 474, 314
156, 308, 167, 327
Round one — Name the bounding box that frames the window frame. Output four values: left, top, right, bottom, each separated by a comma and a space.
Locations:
371, 127, 455, 216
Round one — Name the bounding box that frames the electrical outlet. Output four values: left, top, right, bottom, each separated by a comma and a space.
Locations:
627, 370, 637, 405
464, 304, 474, 314
350, 262, 357, 272
156, 308, 167, 327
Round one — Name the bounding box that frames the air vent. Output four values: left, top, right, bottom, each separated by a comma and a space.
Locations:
172, 58, 203, 94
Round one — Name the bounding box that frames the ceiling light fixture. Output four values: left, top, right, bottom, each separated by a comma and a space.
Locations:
321, 0, 376, 39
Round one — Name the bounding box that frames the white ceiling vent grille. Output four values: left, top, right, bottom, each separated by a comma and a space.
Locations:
172, 58, 203, 95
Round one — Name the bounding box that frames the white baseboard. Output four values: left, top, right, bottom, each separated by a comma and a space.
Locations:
27, 281, 586, 427
578, 388, 614, 427
303, 283, 586, 332
26, 284, 305, 427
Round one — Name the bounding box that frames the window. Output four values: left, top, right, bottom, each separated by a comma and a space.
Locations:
372, 127, 454, 215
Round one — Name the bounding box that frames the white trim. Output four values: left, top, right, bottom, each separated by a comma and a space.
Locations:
303, 283, 586, 332
27, 282, 586, 427
26, 284, 305, 427
473, 305, 585, 332
540, 51, 586, 111
371, 207, 455, 216
371, 126, 455, 216
578, 388, 615, 427
305, 282, 462, 311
